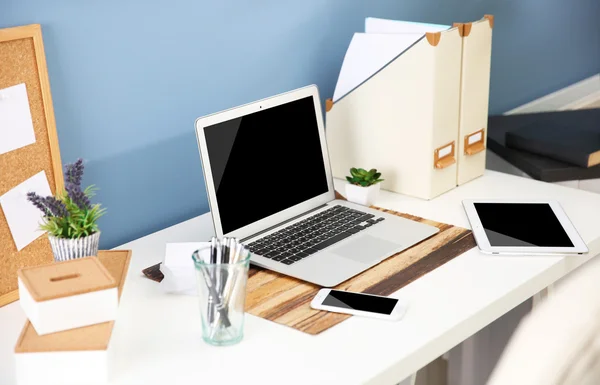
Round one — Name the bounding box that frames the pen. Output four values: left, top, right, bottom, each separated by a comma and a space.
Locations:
208, 237, 219, 324
233, 242, 244, 264
214, 238, 223, 297
228, 238, 237, 264
201, 237, 251, 336
220, 237, 227, 264
210, 237, 218, 264
217, 238, 227, 293
210, 240, 244, 337
238, 245, 249, 264
198, 265, 232, 326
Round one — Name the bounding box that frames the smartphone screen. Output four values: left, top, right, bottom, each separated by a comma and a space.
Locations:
322, 290, 398, 315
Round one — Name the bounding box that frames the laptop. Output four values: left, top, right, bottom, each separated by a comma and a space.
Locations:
195, 85, 439, 287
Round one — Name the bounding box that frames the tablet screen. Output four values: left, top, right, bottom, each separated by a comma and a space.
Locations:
473, 203, 574, 247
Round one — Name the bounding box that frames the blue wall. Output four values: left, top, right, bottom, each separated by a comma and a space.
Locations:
2, 0, 599, 248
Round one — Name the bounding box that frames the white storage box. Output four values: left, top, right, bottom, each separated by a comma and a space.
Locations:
326, 15, 493, 200
326, 27, 464, 200
17, 256, 118, 335
455, 16, 493, 185
14, 250, 131, 385
14, 321, 115, 385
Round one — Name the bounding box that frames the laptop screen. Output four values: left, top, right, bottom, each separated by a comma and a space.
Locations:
204, 96, 329, 234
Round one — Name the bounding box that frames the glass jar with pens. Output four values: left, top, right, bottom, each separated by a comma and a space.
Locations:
192, 237, 251, 346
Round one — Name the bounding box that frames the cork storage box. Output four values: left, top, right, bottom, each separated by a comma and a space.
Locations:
14, 250, 131, 385
17, 256, 118, 335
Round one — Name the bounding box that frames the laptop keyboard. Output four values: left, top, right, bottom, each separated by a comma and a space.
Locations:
247, 206, 385, 265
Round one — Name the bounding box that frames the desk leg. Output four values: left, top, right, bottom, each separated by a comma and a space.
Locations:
397, 373, 416, 385
532, 284, 555, 308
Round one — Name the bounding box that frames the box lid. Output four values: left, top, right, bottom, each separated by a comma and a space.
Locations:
18, 256, 117, 302
487, 109, 600, 182
14, 250, 131, 353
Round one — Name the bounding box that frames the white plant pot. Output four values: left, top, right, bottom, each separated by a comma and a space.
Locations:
48, 232, 101, 262
345, 183, 380, 206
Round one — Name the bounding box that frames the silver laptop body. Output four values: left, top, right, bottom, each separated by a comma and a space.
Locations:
195, 85, 438, 287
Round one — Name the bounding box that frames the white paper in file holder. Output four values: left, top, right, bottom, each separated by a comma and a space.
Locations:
365, 17, 449, 34
333, 33, 425, 102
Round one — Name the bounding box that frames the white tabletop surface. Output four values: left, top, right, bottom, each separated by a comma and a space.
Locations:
2, 171, 600, 385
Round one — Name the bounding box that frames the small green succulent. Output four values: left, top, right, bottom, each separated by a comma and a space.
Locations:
346, 168, 384, 187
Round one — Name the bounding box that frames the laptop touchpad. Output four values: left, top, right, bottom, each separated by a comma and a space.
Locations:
331, 235, 401, 264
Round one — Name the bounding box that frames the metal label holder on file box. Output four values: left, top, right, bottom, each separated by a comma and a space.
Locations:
434, 141, 456, 169
464, 128, 486, 155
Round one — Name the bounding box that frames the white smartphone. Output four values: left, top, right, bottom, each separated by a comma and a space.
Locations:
310, 289, 408, 321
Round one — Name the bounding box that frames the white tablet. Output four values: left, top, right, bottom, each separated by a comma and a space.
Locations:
462, 200, 588, 255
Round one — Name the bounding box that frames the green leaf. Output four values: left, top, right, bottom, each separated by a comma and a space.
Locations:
84, 184, 99, 198
348, 166, 383, 187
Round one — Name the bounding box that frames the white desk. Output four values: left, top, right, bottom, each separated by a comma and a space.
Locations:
2, 171, 600, 385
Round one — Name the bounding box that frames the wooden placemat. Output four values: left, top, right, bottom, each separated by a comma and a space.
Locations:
142, 205, 475, 335
245, 207, 475, 335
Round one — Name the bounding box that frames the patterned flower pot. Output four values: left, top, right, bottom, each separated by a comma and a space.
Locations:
48, 232, 101, 262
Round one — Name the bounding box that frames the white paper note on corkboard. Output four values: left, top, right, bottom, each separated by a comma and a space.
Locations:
0, 83, 36, 155
0, 171, 51, 251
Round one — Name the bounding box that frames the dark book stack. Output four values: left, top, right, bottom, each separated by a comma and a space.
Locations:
487, 109, 600, 182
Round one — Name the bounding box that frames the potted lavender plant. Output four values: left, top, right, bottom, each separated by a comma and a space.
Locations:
27, 159, 106, 262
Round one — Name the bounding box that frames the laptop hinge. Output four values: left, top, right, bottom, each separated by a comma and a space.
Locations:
241, 203, 329, 242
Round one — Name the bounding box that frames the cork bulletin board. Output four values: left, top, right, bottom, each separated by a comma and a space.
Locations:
0, 24, 64, 307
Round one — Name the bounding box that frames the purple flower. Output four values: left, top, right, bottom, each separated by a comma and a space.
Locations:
65, 158, 84, 187
66, 183, 91, 210
44, 196, 69, 217
27, 192, 50, 216
27, 192, 68, 217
